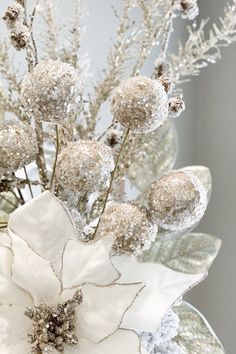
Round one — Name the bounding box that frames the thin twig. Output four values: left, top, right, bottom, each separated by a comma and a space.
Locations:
29, 0, 40, 65
23, 166, 34, 198
16, 187, 25, 204
50, 125, 60, 191
92, 127, 130, 239
159, 1, 176, 59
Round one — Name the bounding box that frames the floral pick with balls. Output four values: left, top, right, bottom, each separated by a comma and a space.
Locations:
0, 0, 235, 353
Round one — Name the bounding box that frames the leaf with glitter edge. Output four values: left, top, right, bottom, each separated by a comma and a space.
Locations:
140, 232, 221, 274
174, 302, 225, 354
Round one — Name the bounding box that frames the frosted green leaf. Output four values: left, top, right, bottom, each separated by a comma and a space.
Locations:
174, 302, 225, 354
140, 233, 221, 274
127, 121, 178, 192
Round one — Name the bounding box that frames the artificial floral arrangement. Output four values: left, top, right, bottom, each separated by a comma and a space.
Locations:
0, 0, 235, 353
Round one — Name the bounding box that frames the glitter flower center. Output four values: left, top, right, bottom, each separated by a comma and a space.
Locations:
24, 289, 83, 353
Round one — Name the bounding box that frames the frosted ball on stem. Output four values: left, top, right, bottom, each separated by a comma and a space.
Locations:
112, 76, 168, 134
148, 170, 207, 231
20, 60, 83, 123
3, 1, 24, 29
0, 123, 37, 174
179, 0, 199, 20
168, 96, 185, 118
56, 140, 114, 194
97, 202, 157, 256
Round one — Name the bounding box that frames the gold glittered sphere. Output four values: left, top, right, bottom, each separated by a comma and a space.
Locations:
20, 60, 83, 123
112, 76, 168, 134
0, 123, 37, 174
97, 202, 157, 256
148, 170, 207, 231
56, 140, 114, 194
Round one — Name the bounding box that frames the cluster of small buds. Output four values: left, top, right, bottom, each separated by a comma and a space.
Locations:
159, 76, 173, 94
0, 123, 37, 175
178, 0, 199, 20
97, 202, 157, 256
153, 59, 185, 118
3, 1, 24, 27
112, 76, 169, 134
56, 140, 114, 194
3, 1, 30, 51
148, 170, 207, 231
101, 123, 124, 153
24, 289, 83, 353
168, 96, 185, 118
10, 24, 29, 50
21, 60, 83, 123
154, 59, 172, 79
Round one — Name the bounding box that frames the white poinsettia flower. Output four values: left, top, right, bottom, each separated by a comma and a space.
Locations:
0, 192, 205, 354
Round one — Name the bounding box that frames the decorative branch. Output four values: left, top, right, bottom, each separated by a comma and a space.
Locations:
92, 127, 130, 239
171, 1, 236, 84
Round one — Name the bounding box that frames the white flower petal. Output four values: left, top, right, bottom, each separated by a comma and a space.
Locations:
11, 234, 61, 306
62, 237, 119, 288
0, 304, 31, 354
69, 330, 142, 354
69, 338, 101, 354
98, 330, 142, 354
77, 283, 144, 343
0, 232, 11, 247
8, 191, 76, 273
112, 256, 205, 332
0, 246, 32, 307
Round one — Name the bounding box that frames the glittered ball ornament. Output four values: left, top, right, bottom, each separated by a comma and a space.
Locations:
20, 60, 83, 123
0, 123, 37, 174
148, 170, 207, 231
56, 140, 114, 194
181, 165, 212, 201
112, 76, 168, 134
97, 202, 157, 256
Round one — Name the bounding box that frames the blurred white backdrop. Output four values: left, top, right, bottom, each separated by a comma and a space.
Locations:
0, 0, 236, 352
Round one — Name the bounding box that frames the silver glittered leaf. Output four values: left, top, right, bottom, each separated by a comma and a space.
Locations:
127, 121, 178, 192
174, 302, 225, 354
140, 233, 221, 274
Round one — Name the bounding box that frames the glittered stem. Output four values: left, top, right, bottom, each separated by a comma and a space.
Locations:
23, 166, 34, 198
92, 127, 130, 239
159, 0, 176, 59
35, 121, 48, 189
29, 0, 41, 66
50, 125, 60, 191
